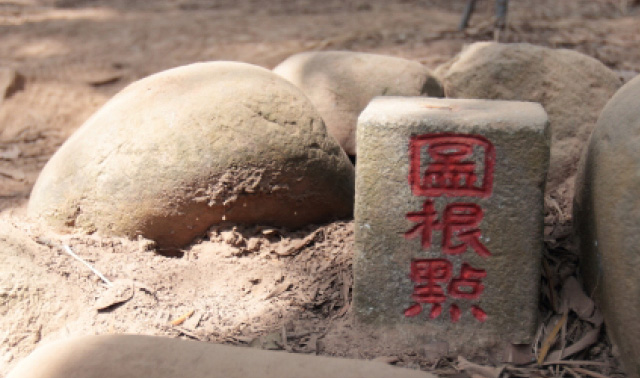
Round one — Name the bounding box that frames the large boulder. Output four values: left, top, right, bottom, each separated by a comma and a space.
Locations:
435, 42, 621, 202
28, 62, 355, 248
574, 75, 640, 378
273, 51, 444, 156
6, 335, 436, 378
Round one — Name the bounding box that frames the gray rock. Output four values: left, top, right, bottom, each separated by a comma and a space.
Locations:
6, 335, 436, 378
354, 97, 549, 355
435, 42, 620, 202
574, 75, 640, 378
274, 51, 443, 156
28, 62, 354, 248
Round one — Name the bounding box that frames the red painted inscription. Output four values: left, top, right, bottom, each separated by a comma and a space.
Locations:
404, 200, 491, 257
403, 133, 494, 323
408, 133, 495, 198
449, 263, 487, 300
404, 259, 487, 322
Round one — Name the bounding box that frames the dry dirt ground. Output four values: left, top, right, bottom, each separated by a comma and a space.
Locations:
1, 0, 639, 377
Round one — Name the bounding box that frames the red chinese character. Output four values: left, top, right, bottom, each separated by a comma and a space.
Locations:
442, 203, 491, 257
448, 263, 487, 300
404, 200, 491, 257
404, 259, 452, 319
404, 260, 488, 323
450, 304, 461, 322
408, 133, 495, 198
448, 304, 487, 323
471, 305, 488, 322
404, 200, 439, 250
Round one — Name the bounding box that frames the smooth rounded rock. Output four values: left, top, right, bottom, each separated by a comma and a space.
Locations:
6, 335, 437, 378
435, 42, 621, 196
28, 62, 355, 248
273, 51, 444, 156
574, 75, 640, 378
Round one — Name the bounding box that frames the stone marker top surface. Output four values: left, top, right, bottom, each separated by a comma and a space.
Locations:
359, 97, 548, 133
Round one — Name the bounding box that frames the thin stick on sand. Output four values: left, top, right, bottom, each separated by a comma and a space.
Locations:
62, 244, 113, 287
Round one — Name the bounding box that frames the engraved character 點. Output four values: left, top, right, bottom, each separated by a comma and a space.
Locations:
404, 259, 488, 322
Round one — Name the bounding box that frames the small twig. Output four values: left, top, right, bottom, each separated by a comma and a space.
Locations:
532, 322, 544, 358
565, 367, 582, 378
537, 312, 568, 365
571, 367, 613, 378
171, 309, 195, 326
543, 361, 608, 367
62, 244, 113, 287
173, 326, 203, 341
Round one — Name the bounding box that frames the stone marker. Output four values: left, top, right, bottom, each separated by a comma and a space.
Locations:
6, 335, 436, 378
354, 97, 549, 355
574, 75, 640, 378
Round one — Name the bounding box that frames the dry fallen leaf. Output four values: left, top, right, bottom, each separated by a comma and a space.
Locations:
537, 312, 568, 365
547, 326, 601, 362
561, 277, 603, 326
571, 366, 613, 378
95, 279, 134, 311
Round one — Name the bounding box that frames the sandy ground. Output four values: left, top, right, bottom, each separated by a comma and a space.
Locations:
1, 0, 639, 376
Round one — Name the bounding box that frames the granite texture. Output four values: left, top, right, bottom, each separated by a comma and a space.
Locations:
574, 75, 640, 378
354, 97, 549, 354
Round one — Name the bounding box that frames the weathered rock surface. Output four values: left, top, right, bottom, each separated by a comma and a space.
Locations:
354, 97, 549, 355
28, 62, 355, 248
6, 335, 437, 378
574, 75, 640, 378
273, 51, 443, 156
435, 42, 621, 199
